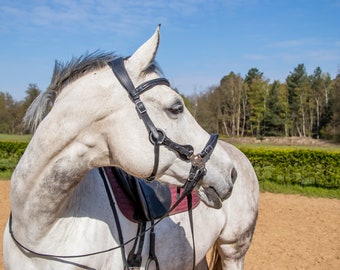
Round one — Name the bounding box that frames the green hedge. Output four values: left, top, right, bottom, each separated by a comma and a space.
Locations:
0, 141, 28, 173
240, 148, 340, 189
1, 141, 340, 190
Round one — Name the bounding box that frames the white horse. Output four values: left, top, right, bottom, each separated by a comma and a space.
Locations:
3, 26, 259, 269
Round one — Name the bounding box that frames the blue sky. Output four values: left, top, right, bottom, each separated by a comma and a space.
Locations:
1, 0, 339, 101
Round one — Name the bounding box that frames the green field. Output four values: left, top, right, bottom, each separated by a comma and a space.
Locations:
232, 143, 340, 152
224, 136, 340, 151
0, 134, 32, 143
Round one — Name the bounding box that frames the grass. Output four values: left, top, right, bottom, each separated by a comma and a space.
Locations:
0, 134, 31, 143
259, 181, 340, 199
225, 136, 340, 152
229, 141, 340, 152
238, 145, 340, 154
0, 173, 12, 180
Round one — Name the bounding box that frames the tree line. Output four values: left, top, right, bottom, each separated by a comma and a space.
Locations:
186, 64, 340, 141
0, 84, 40, 134
1, 63, 340, 141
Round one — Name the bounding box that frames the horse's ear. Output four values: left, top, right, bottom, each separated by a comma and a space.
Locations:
127, 25, 160, 73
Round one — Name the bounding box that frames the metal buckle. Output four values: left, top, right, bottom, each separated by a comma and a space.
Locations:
135, 100, 147, 114
190, 154, 205, 167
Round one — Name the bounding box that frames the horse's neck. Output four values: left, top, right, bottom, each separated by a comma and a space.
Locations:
10, 119, 108, 243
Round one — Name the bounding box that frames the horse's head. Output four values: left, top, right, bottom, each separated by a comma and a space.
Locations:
25, 26, 236, 209
102, 26, 237, 208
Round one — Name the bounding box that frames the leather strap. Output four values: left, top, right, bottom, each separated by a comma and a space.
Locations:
98, 168, 129, 269
127, 222, 146, 268
145, 220, 160, 270
108, 58, 171, 143
136, 78, 170, 95
183, 133, 219, 194
187, 193, 196, 270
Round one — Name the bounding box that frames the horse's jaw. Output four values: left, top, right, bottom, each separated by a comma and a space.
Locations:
196, 185, 231, 209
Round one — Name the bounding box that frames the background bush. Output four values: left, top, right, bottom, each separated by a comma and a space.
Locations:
0, 141, 28, 176
240, 148, 340, 189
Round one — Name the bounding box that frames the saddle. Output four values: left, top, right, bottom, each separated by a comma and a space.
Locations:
100, 167, 200, 269
102, 167, 200, 222
108, 166, 171, 221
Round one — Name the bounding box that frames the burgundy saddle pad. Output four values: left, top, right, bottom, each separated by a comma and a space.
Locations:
103, 167, 200, 222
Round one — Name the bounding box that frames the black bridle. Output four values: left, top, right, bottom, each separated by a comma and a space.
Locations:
8, 57, 220, 268
108, 57, 219, 269
108, 57, 219, 191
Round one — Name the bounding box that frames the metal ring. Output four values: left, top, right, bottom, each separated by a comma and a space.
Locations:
149, 129, 165, 145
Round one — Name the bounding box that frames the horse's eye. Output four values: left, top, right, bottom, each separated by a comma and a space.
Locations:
168, 102, 184, 115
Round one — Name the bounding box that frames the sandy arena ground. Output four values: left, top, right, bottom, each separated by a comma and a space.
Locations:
1, 180, 339, 269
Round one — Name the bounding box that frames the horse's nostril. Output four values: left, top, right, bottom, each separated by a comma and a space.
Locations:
231, 167, 237, 184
